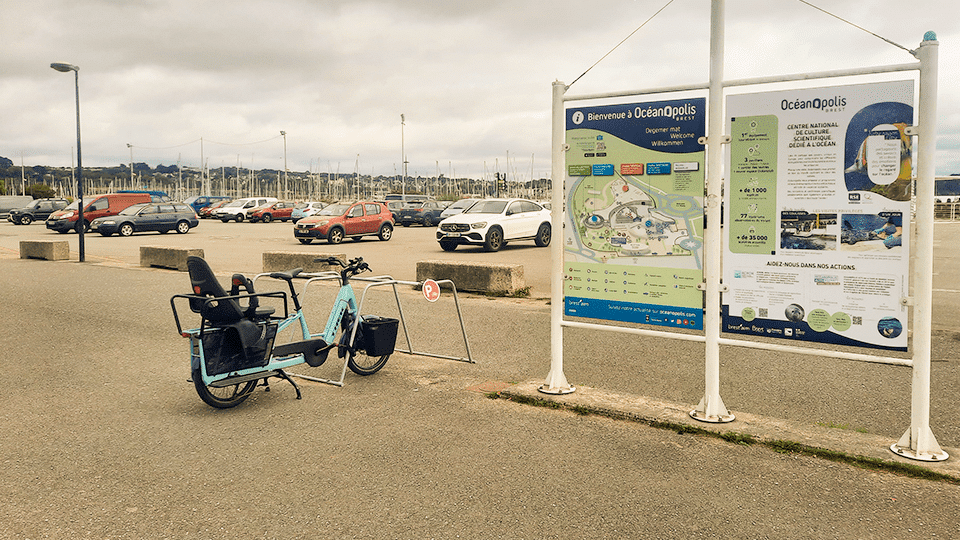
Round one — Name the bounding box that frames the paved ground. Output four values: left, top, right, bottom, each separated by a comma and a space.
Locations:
3, 219, 960, 537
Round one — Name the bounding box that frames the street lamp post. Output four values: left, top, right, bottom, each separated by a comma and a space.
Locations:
50, 62, 84, 262
126, 143, 133, 189
400, 114, 405, 198
280, 131, 287, 199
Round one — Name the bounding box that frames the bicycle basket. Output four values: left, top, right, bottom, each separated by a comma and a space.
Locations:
358, 316, 399, 357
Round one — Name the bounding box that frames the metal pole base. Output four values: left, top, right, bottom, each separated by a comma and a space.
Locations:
889, 443, 949, 462
539, 384, 576, 395
689, 409, 736, 423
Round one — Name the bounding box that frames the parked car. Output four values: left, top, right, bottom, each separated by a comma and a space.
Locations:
46, 192, 152, 233
248, 201, 297, 223
198, 200, 230, 218
213, 197, 278, 222
382, 200, 404, 222
384, 194, 431, 205
90, 202, 199, 236
0, 195, 34, 219
291, 201, 327, 222
294, 201, 394, 244
117, 190, 171, 202
183, 195, 232, 214
397, 200, 449, 227
7, 198, 69, 225
436, 198, 551, 252
438, 198, 480, 220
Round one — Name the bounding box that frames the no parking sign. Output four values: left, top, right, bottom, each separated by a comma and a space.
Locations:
422, 279, 441, 302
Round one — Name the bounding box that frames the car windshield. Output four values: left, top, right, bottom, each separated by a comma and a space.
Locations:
119, 203, 149, 215
223, 200, 245, 208
449, 199, 475, 210
64, 200, 80, 210
318, 203, 352, 216
464, 200, 507, 214
24, 200, 42, 209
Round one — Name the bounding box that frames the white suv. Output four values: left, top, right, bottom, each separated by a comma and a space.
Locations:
436, 198, 551, 252
213, 197, 278, 222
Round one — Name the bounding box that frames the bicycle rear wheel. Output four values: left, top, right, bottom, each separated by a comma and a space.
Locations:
192, 367, 257, 408
347, 350, 389, 376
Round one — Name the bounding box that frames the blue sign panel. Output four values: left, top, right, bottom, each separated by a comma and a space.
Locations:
646, 162, 672, 175
592, 164, 614, 176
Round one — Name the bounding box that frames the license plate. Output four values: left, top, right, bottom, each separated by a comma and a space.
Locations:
444, 232, 461, 237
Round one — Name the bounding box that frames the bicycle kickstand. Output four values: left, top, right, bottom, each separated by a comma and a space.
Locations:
274, 369, 303, 400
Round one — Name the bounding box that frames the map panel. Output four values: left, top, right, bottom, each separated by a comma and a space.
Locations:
564, 98, 706, 330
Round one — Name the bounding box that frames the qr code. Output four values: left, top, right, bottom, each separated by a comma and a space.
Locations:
852, 316, 862, 326
759, 308, 768, 317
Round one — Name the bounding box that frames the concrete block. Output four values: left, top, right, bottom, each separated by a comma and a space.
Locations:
262, 251, 346, 273
19, 240, 70, 261
139, 245, 204, 272
416, 259, 525, 294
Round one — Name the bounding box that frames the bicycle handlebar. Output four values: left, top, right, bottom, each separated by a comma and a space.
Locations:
314, 256, 370, 283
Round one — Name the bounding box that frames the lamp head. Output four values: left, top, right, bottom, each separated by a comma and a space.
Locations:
50, 63, 79, 73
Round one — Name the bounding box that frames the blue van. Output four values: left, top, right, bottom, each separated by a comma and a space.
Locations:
183, 195, 232, 214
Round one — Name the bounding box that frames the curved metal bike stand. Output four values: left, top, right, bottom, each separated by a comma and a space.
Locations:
254, 272, 474, 387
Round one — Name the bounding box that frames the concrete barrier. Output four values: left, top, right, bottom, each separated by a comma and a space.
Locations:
139, 245, 204, 271
416, 259, 525, 295
19, 240, 70, 261
262, 251, 346, 273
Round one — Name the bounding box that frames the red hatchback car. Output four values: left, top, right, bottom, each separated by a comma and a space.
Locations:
249, 201, 297, 223
294, 201, 394, 244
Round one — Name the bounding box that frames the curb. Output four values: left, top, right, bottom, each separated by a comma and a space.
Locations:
498, 381, 960, 483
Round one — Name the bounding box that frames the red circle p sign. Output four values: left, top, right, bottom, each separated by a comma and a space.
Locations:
422, 279, 441, 302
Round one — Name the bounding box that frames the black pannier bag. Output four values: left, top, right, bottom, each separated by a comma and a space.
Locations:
358, 316, 399, 357
201, 320, 278, 376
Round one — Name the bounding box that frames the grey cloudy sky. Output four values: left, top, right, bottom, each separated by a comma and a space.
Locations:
2, 0, 957, 180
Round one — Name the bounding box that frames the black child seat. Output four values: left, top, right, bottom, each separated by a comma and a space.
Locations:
186, 256, 278, 375
186, 255, 275, 322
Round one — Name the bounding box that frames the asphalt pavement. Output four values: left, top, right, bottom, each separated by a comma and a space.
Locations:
3, 219, 960, 538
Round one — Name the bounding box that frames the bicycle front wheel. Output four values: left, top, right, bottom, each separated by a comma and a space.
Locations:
192, 367, 257, 408
347, 350, 390, 376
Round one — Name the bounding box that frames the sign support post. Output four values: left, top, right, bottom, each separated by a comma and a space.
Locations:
891, 33, 946, 461
691, 0, 733, 422
541, 79, 575, 395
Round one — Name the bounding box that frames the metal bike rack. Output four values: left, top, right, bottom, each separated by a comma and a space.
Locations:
254, 271, 474, 387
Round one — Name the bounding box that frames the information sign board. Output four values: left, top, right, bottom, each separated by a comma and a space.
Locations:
722, 80, 913, 350
564, 98, 706, 329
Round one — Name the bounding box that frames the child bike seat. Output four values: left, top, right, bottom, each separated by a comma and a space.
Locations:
186, 256, 275, 324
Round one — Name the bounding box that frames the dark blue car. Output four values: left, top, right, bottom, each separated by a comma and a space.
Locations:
90, 202, 199, 236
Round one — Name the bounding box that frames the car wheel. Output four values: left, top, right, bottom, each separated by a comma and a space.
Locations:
99, 232, 112, 237
119, 223, 134, 237
534, 222, 551, 247
262, 214, 272, 223
439, 240, 458, 252
75, 220, 89, 234
235, 214, 244, 222
484, 227, 504, 252
298, 238, 313, 245
401, 222, 411, 227
378, 223, 393, 241
220, 218, 230, 223
328, 227, 344, 244
20, 215, 32, 225
158, 229, 169, 234
176, 220, 191, 234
